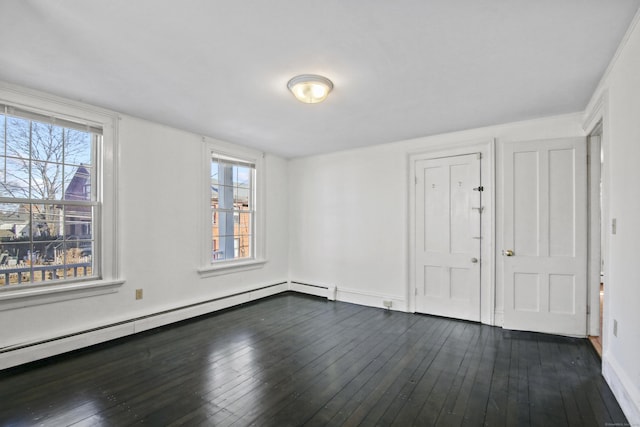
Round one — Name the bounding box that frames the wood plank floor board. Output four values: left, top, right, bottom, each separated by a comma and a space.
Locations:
483, 335, 512, 425
322, 315, 451, 425
277, 313, 418, 426
216, 307, 396, 425
322, 316, 450, 426
193, 303, 378, 424
504, 337, 532, 426
343, 318, 457, 426
0, 293, 628, 426
430, 323, 485, 425
383, 321, 478, 426
249, 310, 417, 426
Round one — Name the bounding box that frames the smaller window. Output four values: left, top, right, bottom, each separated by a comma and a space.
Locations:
209, 153, 255, 263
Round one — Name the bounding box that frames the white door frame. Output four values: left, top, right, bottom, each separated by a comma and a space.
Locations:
408, 139, 496, 325
583, 91, 610, 341
587, 125, 602, 336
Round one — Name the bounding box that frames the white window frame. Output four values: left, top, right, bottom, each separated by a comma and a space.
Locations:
0, 83, 123, 310
198, 138, 266, 276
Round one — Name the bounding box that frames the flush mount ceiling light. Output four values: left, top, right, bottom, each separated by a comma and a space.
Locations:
287, 74, 333, 104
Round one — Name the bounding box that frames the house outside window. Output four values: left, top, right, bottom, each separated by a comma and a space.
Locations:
0, 105, 99, 286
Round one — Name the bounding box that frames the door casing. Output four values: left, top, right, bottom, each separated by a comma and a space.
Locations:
408, 140, 495, 325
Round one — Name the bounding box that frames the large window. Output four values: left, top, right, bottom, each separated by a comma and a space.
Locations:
0, 104, 99, 287
210, 153, 255, 263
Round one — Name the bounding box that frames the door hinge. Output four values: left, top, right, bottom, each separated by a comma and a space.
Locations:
587, 305, 590, 315
415, 287, 418, 296
415, 176, 418, 185
473, 186, 484, 192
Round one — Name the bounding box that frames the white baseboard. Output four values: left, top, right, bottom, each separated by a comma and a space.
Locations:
603, 353, 640, 425
289, 281, 406, 311
494, 309, 504, 327
0, 322, 135, 370
335, 286, 406, 312
0, 281, 288, 370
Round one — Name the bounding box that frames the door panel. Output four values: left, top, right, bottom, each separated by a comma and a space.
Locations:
502, 137, 587, 336
415, 153, 481, 321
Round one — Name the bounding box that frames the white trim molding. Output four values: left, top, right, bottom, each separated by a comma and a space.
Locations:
603, 354, 640, 425
0, 280, 124, 311
584, 7, 640, 117
336, 286, 406, 312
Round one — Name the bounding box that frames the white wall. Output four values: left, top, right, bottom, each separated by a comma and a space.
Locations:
288, 113, 584, 323
586, 11, 640, 424
0, 111, 289, 358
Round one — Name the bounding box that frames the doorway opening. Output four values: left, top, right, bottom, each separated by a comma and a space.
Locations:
587, 122, 603, 356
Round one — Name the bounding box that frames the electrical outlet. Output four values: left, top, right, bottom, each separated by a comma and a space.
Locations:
613, 319, 618, 337
135, 289, 143, 300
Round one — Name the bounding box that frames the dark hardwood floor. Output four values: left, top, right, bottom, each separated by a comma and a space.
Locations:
0, 293, 627, 426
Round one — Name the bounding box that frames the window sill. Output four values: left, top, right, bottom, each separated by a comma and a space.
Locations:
0, 279, 125, 311
198, 259, 267, 277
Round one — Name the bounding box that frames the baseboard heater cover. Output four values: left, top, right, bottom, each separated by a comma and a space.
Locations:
290, 281, 336, 300
0, 282, 288, 369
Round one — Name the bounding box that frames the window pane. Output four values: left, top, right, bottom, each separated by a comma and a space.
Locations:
64, 205, 93, 240
31, 122, 64, 163
2, 157, 30, 198
5, 116, 30, 159
64, 129, 92, 166
0, 203, 29, 239
31, 203, 63, 240
234, 186, 250, 206
0, 114, 4, 155
64, 165, 92, 201
237, 235, 251, 259
31, 237, 59, 265
211, 160, 219, 182
237, 212, 252, 229
211, 181, 219, 203
31, 161, 64, 200
235, 166, 251, 189
218, 185, 234, 210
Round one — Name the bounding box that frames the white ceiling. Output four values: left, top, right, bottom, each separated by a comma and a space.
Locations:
1, 1, 639, 158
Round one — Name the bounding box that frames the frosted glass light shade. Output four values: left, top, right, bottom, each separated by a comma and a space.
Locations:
287, 74, 333, 104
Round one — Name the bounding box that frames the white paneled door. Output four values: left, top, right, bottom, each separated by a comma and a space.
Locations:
415, 154, 481, 321
501, 137, 587, 336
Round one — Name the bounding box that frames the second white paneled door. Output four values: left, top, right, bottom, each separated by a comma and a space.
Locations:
415, 154, 481, 321
501, 137, 587, 336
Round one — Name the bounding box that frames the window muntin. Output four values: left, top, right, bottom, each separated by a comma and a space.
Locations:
210, 154, 254, 263
0, 106, 99, 287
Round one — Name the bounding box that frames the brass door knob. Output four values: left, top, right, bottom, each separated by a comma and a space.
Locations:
502, 249, 514, 256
